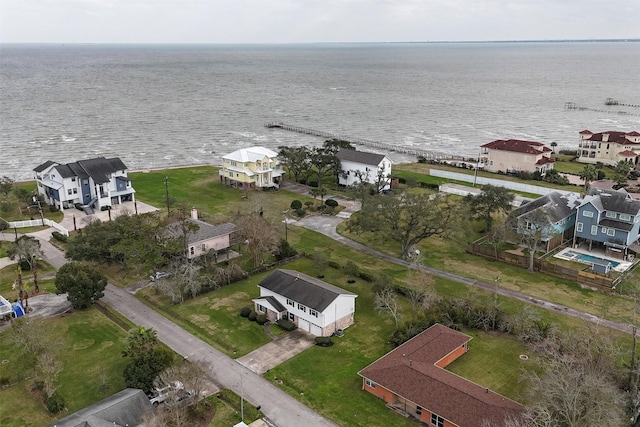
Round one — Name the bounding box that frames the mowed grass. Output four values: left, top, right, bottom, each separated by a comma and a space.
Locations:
0, 308, 129, 427
130, 166, 315, 225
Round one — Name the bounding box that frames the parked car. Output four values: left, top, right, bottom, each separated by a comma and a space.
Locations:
149, 271, 172, 282
165, 389, 195, 408
148, 380, 183, 406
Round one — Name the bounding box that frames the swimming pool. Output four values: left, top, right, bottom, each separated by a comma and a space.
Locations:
559, 250, 620, 268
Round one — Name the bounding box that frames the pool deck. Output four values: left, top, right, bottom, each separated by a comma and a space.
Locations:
554, 247, 633, 272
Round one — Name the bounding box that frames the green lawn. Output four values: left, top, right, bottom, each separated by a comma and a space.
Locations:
552, 155, 615, 177
0, 308, 129, 427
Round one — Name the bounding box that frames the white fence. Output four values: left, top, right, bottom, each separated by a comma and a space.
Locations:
6, 218, 69, 236
430, 169, 579, 197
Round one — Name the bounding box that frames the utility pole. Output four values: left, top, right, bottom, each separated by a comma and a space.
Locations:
283, 210, 289, 242
164, 176, 170, 215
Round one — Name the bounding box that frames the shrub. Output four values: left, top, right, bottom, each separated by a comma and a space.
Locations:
240, 307, 252, 318
398, 177, 406, 184
417, 155, 427, 163
0, 376, 9, 386
298, 178, 306, 185
274, 239, 297, 261
52, 231, 68, 243
248, 311, 257, 321
45, 391, 66, 414
597, 171, 607, 180
295, 208, 305, 217
316, 204, 326, 211
304, 201, 314, 209
290, 200, 302, 210
325, 199, 338, 208
314, 336, 333, 347
344, 260, 360, 277
276, 319, 297, 331
308, 181, 318, 188
327, 260, 342, 270
256, 314, 268, 325
48, 204, 59, 213
359, 270, 375, 283
311, 252, 328, 270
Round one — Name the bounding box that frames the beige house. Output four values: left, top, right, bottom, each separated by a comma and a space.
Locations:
480, 139, 555, 175
576, 130, 640, 167
166, 210, 239, 260
218, 146, 284, 189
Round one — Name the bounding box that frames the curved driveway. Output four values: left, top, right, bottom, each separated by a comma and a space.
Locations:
294, 215, 637, 336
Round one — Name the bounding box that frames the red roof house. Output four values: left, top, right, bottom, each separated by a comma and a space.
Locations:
577, 130, 640, 166
480, 139, 555, 175
358, 324, 524, 427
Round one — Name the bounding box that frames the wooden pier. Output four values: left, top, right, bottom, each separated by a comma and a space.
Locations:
264, 121, 467, 161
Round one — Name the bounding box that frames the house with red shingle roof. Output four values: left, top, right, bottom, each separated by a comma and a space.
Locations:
480, 139, 555, 175
577, 130, 640, 167
358, 324, 524, 427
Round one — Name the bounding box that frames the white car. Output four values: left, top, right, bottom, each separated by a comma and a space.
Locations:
149, 271, 172, 282
148, 380, 183, 406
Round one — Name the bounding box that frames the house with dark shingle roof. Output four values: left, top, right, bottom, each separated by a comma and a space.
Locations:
166, 210, 239, 260
577, 130, 640, 167
34, 157, 134, 212
509, 191, 582, 252
253, 269, 357, 336
47, 388, 154, 427
480, 139, 555, 175
358, 324, 524, 427
574, 188, 640, 259
336, 149, 392, 191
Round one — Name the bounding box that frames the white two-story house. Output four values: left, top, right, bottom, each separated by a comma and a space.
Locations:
336, 149, 392, 192
253, 269, 357, 337
34, 157, 135, 212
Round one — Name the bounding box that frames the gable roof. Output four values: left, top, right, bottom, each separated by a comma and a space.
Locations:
34, 160, 56, 173
511, 191, 581, 223
587, 188, 640, 215
481, 139, 551, 155
257, 269, 356, 312
336, 149, 387, 166
166, 219, 237, 245
223, 146, 278, 163
358, 324, 524, 427
47, 388, 154, 427
34, 157, 128, 183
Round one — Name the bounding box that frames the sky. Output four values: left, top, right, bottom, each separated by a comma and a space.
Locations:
1, 0, 639, 44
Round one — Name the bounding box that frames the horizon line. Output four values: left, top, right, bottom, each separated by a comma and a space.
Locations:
1, 38, 639, 45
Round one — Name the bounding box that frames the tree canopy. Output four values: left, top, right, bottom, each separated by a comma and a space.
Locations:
122, 326, 173, 393
8, 235, 44, 270
348, 192, 463, 259
54, 262, 107, 308
464, 185, 514, 231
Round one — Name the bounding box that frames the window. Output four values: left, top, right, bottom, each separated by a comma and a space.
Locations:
231, 161, 237, 167
228, 171, 233, 177
286, 299, 294, 306
190, 247, 195, 256
431, 414, 444, 427
601, 227, 607, 234
257, 304, 266, 313
583, 211, 594, 218
201, 244, 206, 251
309, 309, 318, 318
576, 222, 583, 232
591, 225, 598, 235
71, 177, 76, 182
73, 188, 78, 194
289, 313, 294, 321
67, 189, 72, 195
365, 379, 376, 388
608, 228, 615, 236
416, 406, 422, 415
620, 214, 631, 221
606, 211, 616, 219
298, 303, 306, 313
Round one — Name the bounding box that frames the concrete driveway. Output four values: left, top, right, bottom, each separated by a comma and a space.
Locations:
237, 329, 315, 374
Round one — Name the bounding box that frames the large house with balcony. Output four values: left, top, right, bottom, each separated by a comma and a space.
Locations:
358, 324, 524, 427
336, 149, 392, 192
576, 130, 640, 167
34, 157, 135, 212
218, 146, 283, 190
574, 188, 640, 259
509, 191, 582, 253
253, 269, 357, 337
480, 139, 555, 175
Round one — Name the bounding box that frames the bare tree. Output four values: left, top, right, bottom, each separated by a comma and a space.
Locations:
375, 287, 401, 329
8, 235, 44, 270
506, 209, 556, 271
37, 350, 63, 396
522, 327, 626, 427
236, 213, 279, 267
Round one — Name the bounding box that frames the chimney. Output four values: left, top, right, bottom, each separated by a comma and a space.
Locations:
191, 208, 198, 220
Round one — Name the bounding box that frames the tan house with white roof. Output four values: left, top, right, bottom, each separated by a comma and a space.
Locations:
218, 146, 284, 189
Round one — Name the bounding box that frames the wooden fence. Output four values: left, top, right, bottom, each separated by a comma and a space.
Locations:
468, 242, 620, 290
